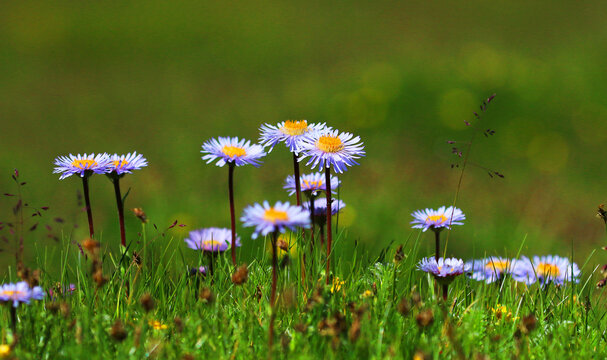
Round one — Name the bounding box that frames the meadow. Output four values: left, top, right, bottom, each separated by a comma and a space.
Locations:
2, 1, 607, 359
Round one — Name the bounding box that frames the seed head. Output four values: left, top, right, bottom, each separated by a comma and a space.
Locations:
199, 287, 215, 304
231, 264, 249, 285
132, 207, 148, 223
110, 320, 128, 342
415, 309, 434, 328
140, 293, 155, 313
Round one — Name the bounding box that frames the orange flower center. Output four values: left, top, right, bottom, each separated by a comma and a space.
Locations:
303, 180, 323, 188
71, 159, 97, 169
112, 160, 129, 169
222, 145, 247, 158
202, 240, 223, 249
485, 260, 510, 272
280, 120, 308, 136
1, 290, 24, 297
537, 263, 560, 277
263, 208, 289, 223
316, 135, 344, 153
425, 215, 447, 224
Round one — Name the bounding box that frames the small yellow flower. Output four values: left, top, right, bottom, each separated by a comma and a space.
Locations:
362, 290, 373, 298
491, 304, 518, 322
331, 277, 344, 294
148, 320, 168, 330
0, 344, 11, 358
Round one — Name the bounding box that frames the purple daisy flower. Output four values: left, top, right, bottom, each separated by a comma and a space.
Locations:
465, 257, 516, 284
411, 206, 465, 232
188, 266, 207, 277
105, 152, 148, 176
512, 255, 580, 286
0, 281, 44, 307
241, 201, 310, 239
259, 120, 328, 154
298, 128, 365, 173
184, 228, 240, 252
303, 198, 346, 218
417, 257, 464, 285
284, 172, 340, 198
53, 153, 110, 180
201, 137, 266, 167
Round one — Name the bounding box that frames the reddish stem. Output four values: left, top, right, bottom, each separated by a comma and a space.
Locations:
325, 166, 332, 285
82, 176, 95, 239
113, 178, 126, 247
434, 229, 440, 262
228, 163, 237, 266
269, 230, 278, 353
293, 153, 302, 206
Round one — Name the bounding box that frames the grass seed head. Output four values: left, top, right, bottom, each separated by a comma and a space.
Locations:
394, 244, 405, 263
140, 293, 155, 313
231, 264, 249, 285
397, 297, 411, 316
416, 309, 434, 328
110, 320, 128, 342
82, 238, 100, 256
348, 318, 361, 343
132, 207, 148, 223
200, 287, 215, 304
174, 316, 184, 333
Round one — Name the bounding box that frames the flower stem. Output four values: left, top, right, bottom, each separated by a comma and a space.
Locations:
228, 162, 237, 266
112, 178, 126, 247
292, 153, 302, 206
434, 229, 440, 262
269, 230, 279, 353
325, 166, 332, 285
442, 284, 448, 301
82, 176, 95, 239
9, 305, 16, 334
309, 195, 315, 254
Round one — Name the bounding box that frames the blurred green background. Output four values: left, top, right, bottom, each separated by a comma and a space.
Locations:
1, 1, 606, 275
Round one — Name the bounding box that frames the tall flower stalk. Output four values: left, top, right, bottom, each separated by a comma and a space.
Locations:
105, 152, 148, 248
184, 227, 240, 281
411, 206, 465, 261
202, 137, 266, 266
241, 201, 310, 352
299, 129, 364, 284
53, 153, 110, 239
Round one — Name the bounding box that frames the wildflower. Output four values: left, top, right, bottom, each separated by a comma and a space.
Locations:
410, 206, 465, 233
201, 137, 266, 265
188, 266, 207, 277
0, 344, 11, 358
259, 120, 327, 153
105, 152, 147, 248
48, 283, 76, 300
132, 207, 148, 223
491, 304, 518, 322
331, 277, 344, 294
184, 227, 240, 252
284, 172, 340, 198
512, 255, 580, 286
303, 198, 345, 222
53, 153, 110, 238
53, 153, 110, 180
0, 281, 44, 307
465, 257, 516, 283
362, 290, 374, 298
148, 320, 168, 330
417, 257, 465, 285
201, 136, 266, 168
299, 128, 365, 174
241, 201, 310, 239
104, 152, 147, 176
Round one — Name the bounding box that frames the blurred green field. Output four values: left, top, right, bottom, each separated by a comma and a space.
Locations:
1, 1, 607, 274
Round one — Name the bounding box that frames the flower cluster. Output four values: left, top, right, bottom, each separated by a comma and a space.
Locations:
53, 152, 147, 179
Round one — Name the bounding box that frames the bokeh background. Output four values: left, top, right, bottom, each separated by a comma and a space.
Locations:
1, 1, 606, 275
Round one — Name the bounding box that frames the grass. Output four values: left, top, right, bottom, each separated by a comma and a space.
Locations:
1, 223, 606, 359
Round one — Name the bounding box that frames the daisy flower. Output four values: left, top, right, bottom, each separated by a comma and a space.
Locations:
259, 120, 327, 154
410, 206, 466, 232
303, 198, 345, 219
512, 255, 580, 286
418, 257, 465, 284
298, 128, 365, 174
0, 281, 44, 307
53, 153, 110, 180
284, 172, 340, 198
201, 137, 266, 167
105, 152, 148, 176
465, 257, 516, 284
184, 228, 240, 253
241, 201, 310, 239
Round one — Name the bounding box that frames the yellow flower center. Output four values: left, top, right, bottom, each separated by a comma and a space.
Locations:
202, 240, 223, 249
316, 135, 344, 153
71, 159, 97, 169
537, 263, 560, 277
0, 344, 10, 357
222, 145, 247, 158
303, 180, 323, 188
263, 208, 289, 223
425, 215, 447, 224
148, 320, 168, 330
485, 260, 510, 272
1, 290, 24, 297
112, 160, 129, 169
280, 120, 309, 136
